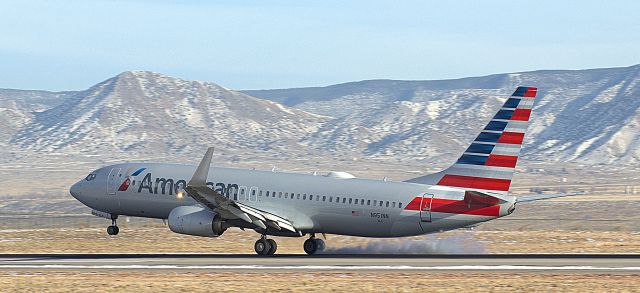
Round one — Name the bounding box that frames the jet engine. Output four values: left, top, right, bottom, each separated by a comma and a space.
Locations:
168, 205, 228, 237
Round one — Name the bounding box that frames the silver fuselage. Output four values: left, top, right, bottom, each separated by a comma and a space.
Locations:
70, 163, 514, 237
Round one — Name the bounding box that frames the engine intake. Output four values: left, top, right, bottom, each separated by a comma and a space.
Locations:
168, 206, 228, 237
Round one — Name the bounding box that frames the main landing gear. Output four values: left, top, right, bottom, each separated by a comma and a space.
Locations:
303, 234, 325, 255
107, 218, 119, 236
254, 236, 277, 255
253, 234, 326, 255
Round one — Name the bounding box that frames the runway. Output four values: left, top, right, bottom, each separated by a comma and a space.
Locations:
0, 254, 639, 271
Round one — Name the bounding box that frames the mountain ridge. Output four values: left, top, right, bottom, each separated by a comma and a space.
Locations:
1, 65, 640, 167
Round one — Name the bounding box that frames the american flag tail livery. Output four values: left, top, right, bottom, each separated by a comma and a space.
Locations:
405, 86, 537, 195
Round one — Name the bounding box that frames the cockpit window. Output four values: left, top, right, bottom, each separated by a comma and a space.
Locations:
85, 173, 97, 181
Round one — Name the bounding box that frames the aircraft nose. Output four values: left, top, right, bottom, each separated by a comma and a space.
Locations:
69, 181, 83, 199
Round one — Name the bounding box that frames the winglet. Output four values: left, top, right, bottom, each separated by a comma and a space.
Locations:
189, 147, 214, 186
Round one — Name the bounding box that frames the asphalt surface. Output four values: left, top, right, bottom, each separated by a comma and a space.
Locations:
0, 254, 639, 271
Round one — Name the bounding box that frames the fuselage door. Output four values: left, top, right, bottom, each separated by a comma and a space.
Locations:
107, 168, 122, 195
419, 193, 434, 222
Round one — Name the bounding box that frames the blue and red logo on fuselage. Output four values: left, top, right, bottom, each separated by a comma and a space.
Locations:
118, 168, 146, 191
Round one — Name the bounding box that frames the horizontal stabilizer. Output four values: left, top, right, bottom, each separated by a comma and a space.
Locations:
516, 191, 586, 202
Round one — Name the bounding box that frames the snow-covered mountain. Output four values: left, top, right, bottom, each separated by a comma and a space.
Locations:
1, 65, 639, 171
7, 71, 328, 158
246, 65, 640, 165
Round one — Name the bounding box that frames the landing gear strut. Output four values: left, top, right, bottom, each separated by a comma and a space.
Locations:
107, 218, 119, 236
254, 235, 277, 255
303, 234, 325, 255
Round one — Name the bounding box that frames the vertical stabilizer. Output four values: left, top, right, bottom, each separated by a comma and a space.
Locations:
405, 87, 538, 194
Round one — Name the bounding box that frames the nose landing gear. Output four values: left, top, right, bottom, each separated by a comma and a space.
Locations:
303, 234, 325, 255
254, 235, 277, 255
107, 218, 119, 235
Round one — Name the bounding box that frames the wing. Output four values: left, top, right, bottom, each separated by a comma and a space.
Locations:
516, 191, 586, 203
183, 147, 298, 234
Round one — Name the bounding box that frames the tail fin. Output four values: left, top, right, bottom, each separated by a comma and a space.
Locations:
405, 87, 538, 194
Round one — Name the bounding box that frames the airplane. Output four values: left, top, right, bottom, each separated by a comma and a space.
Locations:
69, 86, 581, 255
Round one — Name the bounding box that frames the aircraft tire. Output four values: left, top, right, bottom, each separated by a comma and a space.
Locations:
267, 239, 277, 255
107, 225, 119, 235
254, 238, 271, 255
303, 238, 318, 255
314, 239, 325, 252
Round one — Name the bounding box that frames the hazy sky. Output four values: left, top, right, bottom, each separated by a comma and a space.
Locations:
1, 0, 638, 91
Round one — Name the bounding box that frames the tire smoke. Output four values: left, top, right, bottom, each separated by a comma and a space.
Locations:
320, 232, 484, 254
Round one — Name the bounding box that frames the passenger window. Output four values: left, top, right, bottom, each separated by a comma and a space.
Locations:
386, 201, 389, 207
361, 199, 365, 205
252, 190, 256, 196
392, 201, 396, 208
367, 200, 370, 206
259, 190, 262, 196
342, 198, 346, 203
323, 196, 326, 201
379, 201, 383, 206
284, 192, 288, 198
349, 198, 352, 204
336, 197, 340, 203
297, 194, 300, 199
399, 202, 402, 208
303, 194, 306, 200
330, 196, 333, 202
310, 195, 313, 200
373, 200, 377, 206
266, 191, 270, 197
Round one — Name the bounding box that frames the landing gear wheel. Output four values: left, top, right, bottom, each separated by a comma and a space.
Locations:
314, 239, 325, 252
254, 238, 272, 255
267, 239, 277, 255
303, 238, 318, 255
107, 225, 119, 235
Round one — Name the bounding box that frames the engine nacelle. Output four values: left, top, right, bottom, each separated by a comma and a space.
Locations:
168, 206, 228, 237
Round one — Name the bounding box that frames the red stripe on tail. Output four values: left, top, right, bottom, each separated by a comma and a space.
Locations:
497, 132, 524, 144
437, 174, 511, 191
524, 87, 537, 98
485, 154, 518, 168
510, 109, 531, 121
